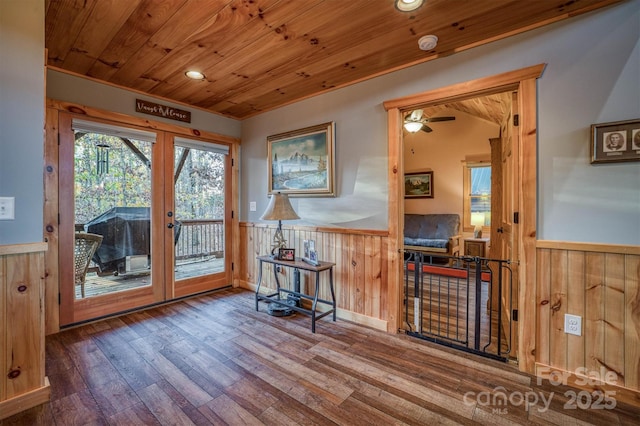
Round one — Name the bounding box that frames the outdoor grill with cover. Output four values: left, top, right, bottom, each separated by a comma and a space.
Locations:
85, 207, 151, 275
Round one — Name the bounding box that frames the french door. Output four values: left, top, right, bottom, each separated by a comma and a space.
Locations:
170, 135, 232, 298
58, 113, 232, 326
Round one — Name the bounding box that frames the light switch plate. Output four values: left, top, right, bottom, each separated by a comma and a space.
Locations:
564, 314, 582, 336
0, 197, 15, 220
249, 201, 257, 212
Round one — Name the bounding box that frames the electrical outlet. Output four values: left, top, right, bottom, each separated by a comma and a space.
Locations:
249, 201, 257, 212
564, 314, 582, 336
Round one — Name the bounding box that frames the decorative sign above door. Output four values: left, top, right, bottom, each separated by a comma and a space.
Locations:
135, 99, 191, 123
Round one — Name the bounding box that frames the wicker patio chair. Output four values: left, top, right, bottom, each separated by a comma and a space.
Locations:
74, 232, 103, 298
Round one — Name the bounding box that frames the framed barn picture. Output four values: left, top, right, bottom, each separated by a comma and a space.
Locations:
278, 248, 295, 261
404, 171, 433, 198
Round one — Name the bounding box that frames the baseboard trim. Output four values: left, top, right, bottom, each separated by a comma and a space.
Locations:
0, 377, 51, 420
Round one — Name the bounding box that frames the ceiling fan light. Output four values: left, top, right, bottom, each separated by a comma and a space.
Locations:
404, 121, 423, 133
395, 0, 424, 12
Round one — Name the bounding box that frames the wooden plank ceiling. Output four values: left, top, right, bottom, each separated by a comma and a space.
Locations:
419, 91, 514, 127
45, 0, 621, 120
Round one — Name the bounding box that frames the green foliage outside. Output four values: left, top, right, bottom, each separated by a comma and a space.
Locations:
74, 134, 224, 225
174, 146, 225, 220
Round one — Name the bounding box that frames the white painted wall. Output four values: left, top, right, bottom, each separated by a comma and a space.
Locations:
242, 0, 640, 245
0, 1, 45, 244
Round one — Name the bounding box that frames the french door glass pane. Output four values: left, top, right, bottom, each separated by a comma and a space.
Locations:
74, 131, 153, 299
174, 145, 226, 280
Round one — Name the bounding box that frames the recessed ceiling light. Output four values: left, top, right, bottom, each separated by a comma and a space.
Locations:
185, 70, 205, 80
395, 0, 424, 12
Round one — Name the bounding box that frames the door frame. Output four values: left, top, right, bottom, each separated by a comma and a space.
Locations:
383, 64, 544, 374
43, 99, 240, 333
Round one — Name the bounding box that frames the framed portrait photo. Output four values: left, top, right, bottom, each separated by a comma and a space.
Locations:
590, 118, 640, 164
267, 122, 336, 197
404, 171, 433, 198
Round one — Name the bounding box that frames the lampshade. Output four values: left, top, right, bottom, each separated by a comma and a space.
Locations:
404, 121, 423, 133
260, 192, 300, 221
470, 212, 485, 227
470, 212, 485, 238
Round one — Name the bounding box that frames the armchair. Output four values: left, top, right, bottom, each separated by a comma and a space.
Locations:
74, 232, 103, 298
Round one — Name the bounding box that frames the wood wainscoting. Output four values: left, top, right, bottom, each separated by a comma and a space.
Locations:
0, 243, 50, 420
238, 223, 390, 331
535, 240, 640, 406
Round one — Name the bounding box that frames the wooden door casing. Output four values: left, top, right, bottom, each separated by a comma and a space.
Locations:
385, 64, 544, 373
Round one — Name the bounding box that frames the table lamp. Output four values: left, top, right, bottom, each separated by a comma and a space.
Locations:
470, 212, 485, 238
260, 192, 300, 257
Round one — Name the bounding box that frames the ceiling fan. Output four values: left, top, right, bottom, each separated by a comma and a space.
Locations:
403, 109, 455, 133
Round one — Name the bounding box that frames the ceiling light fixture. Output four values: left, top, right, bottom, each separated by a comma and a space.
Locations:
418, 35, 438, 51
395, 0, 424, 12
404, 121, 423, 133
185, 70, 205, 80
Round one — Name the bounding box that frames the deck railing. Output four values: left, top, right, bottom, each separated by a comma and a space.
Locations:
175, 219, 224, 262
76, 218, 225, 268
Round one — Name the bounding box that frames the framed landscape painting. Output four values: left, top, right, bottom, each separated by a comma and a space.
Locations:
404, 171, 433, 198
267, 122, 335, 197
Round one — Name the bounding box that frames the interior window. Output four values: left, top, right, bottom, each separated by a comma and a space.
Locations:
463, 163, 491, 232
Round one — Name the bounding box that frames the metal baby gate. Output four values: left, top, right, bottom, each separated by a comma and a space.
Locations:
403, 250, 515, 362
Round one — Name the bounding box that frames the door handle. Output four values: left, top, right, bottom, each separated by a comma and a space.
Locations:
167, 223, 174, 229
497, 227, 504, 233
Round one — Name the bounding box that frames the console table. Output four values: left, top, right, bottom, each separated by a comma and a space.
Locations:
255, 255, 336, 333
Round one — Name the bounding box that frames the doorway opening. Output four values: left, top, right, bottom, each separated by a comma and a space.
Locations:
399, 89, 517, 362
384, 64, 544, 373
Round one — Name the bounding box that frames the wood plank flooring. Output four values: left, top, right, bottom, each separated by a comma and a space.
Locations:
3, 288, 639, 425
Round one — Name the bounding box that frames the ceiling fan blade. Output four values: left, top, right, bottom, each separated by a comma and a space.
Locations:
409, 109, 424, 121
421, 125, 433, 133
426, 116, 456, 122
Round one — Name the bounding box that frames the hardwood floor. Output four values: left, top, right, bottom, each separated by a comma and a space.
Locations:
3, 288, 639, 425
